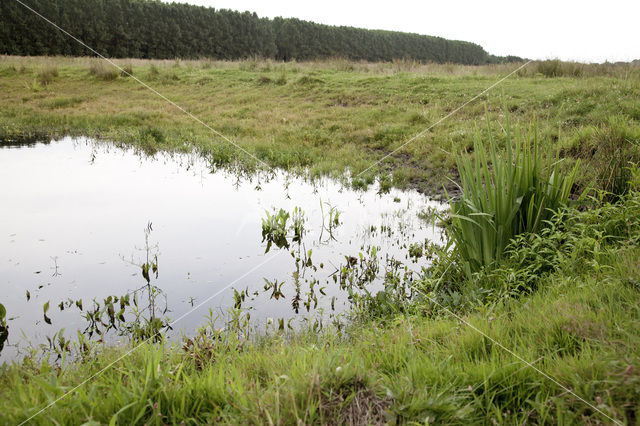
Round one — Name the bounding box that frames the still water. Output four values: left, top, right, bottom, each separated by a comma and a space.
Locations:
0, 137, 444, 360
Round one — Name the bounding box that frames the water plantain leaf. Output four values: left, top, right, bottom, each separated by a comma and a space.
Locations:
142, 263, 150, 282
0, 326, 8, 353
43, 301, 52, 324
107, 303, 115, 324
0, 303, 7, 330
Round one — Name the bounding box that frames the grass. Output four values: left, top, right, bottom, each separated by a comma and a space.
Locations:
1, 56, 639, 194
1, 197, 639, 423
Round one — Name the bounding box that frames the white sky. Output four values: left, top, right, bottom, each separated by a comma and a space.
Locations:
164, 0, 639, 63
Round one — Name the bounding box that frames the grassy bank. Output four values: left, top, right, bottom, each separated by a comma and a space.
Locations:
1, 56, 639, 194
1, 190, 639, 424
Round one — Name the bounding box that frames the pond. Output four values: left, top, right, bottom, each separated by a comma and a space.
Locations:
0, 137, 445, 361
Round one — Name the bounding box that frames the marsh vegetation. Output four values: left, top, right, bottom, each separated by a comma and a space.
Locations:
1, 56, 639, 424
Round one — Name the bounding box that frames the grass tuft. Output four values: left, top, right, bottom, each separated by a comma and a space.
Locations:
88, 61, 118, 81
37, 65, 58, 86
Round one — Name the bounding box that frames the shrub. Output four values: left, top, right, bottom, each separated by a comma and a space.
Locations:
445, 115, 579, 274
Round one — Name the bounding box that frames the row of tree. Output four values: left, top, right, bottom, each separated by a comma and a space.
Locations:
0, 0, 519, 64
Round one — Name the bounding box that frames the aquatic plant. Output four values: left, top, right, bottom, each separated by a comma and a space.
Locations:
261, 208, 290, 252
291, 206, 306, 245
446, 115, 579, 274
0, 303, 7, 354
261, 207, 308, 253
319, 200, 341, 243
36, 222, 171, 354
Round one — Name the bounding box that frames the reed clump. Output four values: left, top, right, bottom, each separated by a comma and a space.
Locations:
446, 115, 579, 274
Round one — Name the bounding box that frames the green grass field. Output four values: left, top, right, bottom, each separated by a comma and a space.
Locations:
1, 56, 639, 194
1, 56, 640, 424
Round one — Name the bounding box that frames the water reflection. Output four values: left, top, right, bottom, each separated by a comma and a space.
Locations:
0, 137, 445, 360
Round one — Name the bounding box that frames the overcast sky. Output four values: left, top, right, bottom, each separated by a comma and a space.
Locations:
164, 0, 638, 63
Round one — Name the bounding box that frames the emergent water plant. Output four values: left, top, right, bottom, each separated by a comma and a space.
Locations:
261, 207, 308, 253
0, 303, 7, 354
446, 114, 580, 274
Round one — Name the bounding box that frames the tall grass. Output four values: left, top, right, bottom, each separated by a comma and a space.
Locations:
87, 60, 118, 81
37, 65, 58, 85
447, 115, 579, 273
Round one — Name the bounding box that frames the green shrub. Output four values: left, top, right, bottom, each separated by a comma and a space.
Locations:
446, 115, 579, 274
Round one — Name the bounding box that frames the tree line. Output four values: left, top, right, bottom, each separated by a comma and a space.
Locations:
0, 0, 519, 64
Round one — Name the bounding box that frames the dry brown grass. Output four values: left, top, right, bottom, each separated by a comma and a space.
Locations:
319, 379, 391, 425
